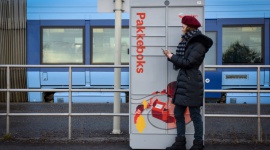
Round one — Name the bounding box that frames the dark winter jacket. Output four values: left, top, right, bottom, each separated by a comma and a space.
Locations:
169, 32, 213, 106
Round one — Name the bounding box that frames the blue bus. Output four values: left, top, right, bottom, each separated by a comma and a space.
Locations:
26, 0, 270, 104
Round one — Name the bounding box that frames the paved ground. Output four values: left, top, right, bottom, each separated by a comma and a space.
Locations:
1, 103, 270, 142
0, 140, 270, 150
0, 103, 270, 149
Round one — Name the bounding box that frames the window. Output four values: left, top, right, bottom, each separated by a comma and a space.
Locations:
222, 26, 263, 64
42, 27, 84, 64
91, 27, 129, 64
205, 32, 217, 70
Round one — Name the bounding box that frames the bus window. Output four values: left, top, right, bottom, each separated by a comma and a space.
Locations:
205, 31, 217, 70
91, 27, 129, 64
42, 27, 84, 64
222, 26, 263, 64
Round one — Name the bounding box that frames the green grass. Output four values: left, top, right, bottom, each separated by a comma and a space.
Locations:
1, 133, 14, 141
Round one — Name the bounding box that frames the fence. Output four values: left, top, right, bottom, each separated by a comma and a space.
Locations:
0, 65, 129, 139
204, 65, 270, 142
0, 64, 270, 141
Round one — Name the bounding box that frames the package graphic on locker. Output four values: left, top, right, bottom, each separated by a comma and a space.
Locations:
133, 82, 191, 133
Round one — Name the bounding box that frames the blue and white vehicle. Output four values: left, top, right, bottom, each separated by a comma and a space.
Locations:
26, 0, 270, 104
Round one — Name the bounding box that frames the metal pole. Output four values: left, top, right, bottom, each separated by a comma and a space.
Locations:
6, 66, 10, 134
112, 0, 122, 134
68, 66, 72, 139
257, 67, 262, 142
165, 0, 169, 133
202, 7, 206, 142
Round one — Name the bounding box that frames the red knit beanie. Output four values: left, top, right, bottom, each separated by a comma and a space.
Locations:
181, 16, 201, 29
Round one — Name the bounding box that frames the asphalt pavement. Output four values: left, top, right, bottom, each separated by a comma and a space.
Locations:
0, 103, 270, 149
0, 140, 270, 150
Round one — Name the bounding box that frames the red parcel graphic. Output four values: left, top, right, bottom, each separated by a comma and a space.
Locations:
134, 81, 191, 133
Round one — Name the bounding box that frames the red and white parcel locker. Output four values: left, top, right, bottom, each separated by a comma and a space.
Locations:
129, 0, 205, 149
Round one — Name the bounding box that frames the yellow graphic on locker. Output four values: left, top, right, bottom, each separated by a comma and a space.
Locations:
142, 100, 148, 109
135, 115, 146, 133
133, 81, 191, 133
